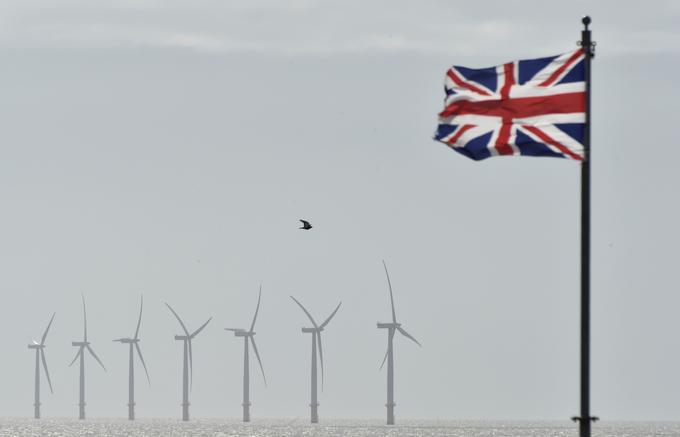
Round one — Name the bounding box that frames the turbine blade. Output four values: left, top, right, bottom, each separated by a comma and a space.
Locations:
165, 303, 190, 336
135, 342, 151, 386
249, 286, 262, 333
290, 296, 318, 328
320, 302, 341, 329
134, 294, 143, 340
40, 312, 56, 346
379, 329, 396, 370
250, 337, 267, 387
397, 326, 421, 347
41, 350, 54, 394
382, 260, 397, 324
68, 348, 82, 367
188, 339, 193, 391
379, 347, 389, 370
82, 294, 88, 342
317, 332, 325, 391
190, 317, 212, 339
87, 345, 107, 371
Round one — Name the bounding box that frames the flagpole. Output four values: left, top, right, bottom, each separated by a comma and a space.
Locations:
574, 15, 596, 437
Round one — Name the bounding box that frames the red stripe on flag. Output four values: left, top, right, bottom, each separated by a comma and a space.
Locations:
446, 124, 476, 145
538, 49, 584, 87
494, 122, 514, 155
522, 125, 583, 160
447, 69, 492, 96
439, 91, 585, 119
494, 63, 516, 155
500, 63, 514, 99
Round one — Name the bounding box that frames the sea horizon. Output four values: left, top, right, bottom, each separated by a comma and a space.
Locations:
0, 417, 678, 437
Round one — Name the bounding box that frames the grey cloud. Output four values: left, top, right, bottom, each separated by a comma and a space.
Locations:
1, 1, 678, 56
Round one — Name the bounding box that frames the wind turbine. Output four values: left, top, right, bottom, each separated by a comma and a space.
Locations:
377, 260, 421, 425
28, 312, 55, 419
166, 303, 211, 421
113, 295, 150, 420
69, 295, 107, 420
225, 286, 267, 422
291, 296, 341, 423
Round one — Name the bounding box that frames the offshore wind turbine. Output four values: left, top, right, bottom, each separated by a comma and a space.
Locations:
69, 295, 107, 420
113, 295, 150, 420
225, 286, 267, 422
291, 296, 341, 424
166, 303, 211, 421
28, 312, 55, 419
377, 260, 421, 425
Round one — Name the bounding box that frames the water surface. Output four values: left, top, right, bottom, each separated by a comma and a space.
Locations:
0, 418, 677, 437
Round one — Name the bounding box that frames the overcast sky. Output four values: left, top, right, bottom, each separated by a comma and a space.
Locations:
1, 0, 679, 422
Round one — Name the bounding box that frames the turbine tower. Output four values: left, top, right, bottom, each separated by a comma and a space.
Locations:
69, 295, 107, 420
377, 260, 421, 425
113, 295, 151, 420
225, 286, 267, 422
291, 296, 341, 424
28, 312, 55, 419
166, 303, 211, 421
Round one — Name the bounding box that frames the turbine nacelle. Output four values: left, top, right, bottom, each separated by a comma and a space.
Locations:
301, 327, 323, 333
174, 335, 190, 341
235, 331, 254, 338
113, 338, 139, 344
377, 322, 401, 329
28, 343, 44, 349
72, 341, 90, 347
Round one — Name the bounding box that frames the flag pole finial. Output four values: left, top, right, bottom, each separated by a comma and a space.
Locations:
580, 16, 595, 58
582, 16, 591, 29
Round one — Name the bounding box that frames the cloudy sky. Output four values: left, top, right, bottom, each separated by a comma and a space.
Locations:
1, 0, 679, 422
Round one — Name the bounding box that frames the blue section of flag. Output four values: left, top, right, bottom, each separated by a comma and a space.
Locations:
436, 124, 458, 139
554, 123, 585, 143
515, 130, 564, 158
460, 132, 493, 161
517, 55, 557, 85
557, 59, 585, 85
455, 66, 497, 93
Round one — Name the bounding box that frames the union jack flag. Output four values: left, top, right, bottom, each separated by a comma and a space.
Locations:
434, 49, 586, 161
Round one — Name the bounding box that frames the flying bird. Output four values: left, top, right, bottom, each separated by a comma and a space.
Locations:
299, 219, 312, 230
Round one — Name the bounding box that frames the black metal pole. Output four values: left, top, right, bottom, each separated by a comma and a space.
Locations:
577, 15, 595, 437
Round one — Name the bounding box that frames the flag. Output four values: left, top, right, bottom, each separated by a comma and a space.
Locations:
434, 49, 586, 161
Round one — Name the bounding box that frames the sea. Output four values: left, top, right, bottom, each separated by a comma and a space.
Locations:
0, 419, 677, 437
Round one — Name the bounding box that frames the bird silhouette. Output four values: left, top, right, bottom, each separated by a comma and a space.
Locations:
299, 219, 312, 230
